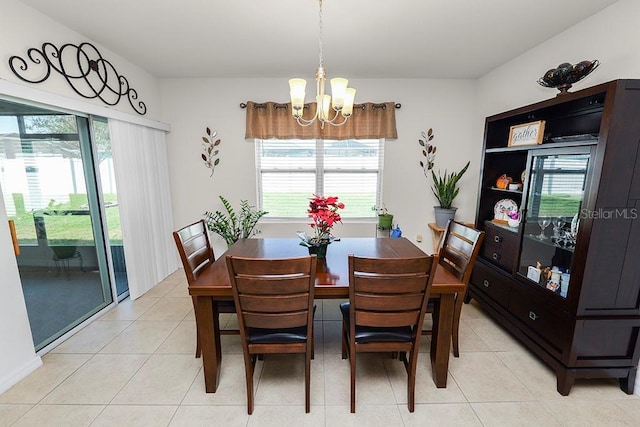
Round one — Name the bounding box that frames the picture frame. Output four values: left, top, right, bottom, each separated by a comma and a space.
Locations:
508, 120, 545, 147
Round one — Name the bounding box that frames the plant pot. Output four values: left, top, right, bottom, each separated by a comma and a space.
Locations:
307, 242, 329, 259
378, 213, 394, 230
434, 206, 457, 228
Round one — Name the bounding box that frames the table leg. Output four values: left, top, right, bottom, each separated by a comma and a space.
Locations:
430, 293, 454, 388
195, 296, 221, 393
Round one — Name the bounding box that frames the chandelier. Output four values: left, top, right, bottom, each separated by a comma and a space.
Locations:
289, 0, 356, 128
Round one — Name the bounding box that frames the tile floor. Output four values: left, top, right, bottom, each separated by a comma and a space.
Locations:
1, 270, 639, 426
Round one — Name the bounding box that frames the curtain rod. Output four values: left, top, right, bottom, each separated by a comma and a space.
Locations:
239, 102, 401, 109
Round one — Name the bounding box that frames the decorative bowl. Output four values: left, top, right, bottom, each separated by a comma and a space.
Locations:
537, 60, 600, 95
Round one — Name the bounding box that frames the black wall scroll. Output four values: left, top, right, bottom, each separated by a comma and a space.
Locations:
9, 42, 147, 115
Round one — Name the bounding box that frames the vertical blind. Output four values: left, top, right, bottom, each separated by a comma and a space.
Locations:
109, 119, 178, 299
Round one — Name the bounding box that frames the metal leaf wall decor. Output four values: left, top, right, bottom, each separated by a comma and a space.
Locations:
201, 127, 221, 177
8, 42, 147, 115
418, 128, 436, 175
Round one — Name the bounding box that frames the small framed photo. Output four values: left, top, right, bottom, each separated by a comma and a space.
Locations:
508, 120, 545, 147
527, 266, 541, 283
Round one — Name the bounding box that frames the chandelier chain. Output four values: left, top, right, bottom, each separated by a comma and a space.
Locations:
318, 0, 324, 68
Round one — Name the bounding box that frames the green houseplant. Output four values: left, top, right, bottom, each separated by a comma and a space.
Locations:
431, 162, 470, 210
418, 128, 470, 227
204, 196, 268, 245
374, 203, 393, 231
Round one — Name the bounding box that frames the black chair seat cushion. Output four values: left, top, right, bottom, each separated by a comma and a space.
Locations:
215, 300, 236, 310
247, 305, 316, 344
248, 326, 308, 344
340, 302, 413, 343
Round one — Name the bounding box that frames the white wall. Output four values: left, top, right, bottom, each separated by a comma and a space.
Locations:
0, 182, 41, 394
477, 0, 640, 118
161, 78, 478, 256
0, 0, 163, 121
476, 0, 640, 395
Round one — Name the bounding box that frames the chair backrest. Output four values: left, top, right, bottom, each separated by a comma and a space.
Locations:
226, 255, 317, 332
173, 219, 215, 284
438, 221, 485, 284
348, 255, 437, 330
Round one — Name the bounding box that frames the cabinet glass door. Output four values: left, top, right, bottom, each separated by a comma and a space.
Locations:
518, 150, 591, 298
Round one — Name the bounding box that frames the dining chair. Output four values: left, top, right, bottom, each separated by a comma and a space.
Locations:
226, 254, 317, 415
340, 254, 437, 413
173, 219, 238, 358
422, 220, 484, 357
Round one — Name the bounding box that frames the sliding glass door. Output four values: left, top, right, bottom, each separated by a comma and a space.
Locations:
0, 98, 126, 350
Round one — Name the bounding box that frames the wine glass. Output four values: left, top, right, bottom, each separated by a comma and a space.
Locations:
552, 216, 566, 240
537, 217, 551, 239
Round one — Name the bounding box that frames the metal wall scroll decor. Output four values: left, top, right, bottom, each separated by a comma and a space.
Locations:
201, 127, 221, 177
8, 41, 147, 115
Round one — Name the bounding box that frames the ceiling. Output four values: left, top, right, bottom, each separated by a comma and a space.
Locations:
19, 0, 618, 80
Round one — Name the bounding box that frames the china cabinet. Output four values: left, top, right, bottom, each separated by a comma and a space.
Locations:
468, 79, 640, 395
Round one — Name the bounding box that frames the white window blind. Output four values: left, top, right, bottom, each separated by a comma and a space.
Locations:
255, 139, 384, 219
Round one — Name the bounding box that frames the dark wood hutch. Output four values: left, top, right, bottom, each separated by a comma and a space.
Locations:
468, 79, 640, 395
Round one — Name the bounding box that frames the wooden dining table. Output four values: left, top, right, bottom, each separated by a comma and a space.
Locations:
188, 237, 465, 393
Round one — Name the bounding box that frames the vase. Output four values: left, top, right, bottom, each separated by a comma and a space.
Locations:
434, 206, 457, 228
307, 242, 329, 259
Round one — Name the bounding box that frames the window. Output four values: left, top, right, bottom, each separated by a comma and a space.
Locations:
255, 139, 384, 218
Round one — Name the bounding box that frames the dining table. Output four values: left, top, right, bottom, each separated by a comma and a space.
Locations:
188, 237, 465, 393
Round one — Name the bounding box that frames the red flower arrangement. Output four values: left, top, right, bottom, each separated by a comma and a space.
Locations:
306, 194, 344, 242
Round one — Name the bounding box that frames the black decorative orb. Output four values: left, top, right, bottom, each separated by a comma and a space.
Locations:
537, 60, 600, 95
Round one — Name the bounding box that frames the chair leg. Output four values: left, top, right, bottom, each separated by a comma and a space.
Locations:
191, 296, 201, 358
77, 251, 85, 272
195, 325, 202, 358
399, 352, 409, 372
244, 351, 255, 415
341, 322, 348, 359
407, 350, 419, 413
452, 294, 464, 357
350, 345, 356, 413
310, 321, 315, 360
305, 349, 311, 413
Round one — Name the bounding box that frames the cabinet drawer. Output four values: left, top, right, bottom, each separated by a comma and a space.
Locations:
509, 289, 568, 351
471, 261, 511, 308
482, 224, 518, 270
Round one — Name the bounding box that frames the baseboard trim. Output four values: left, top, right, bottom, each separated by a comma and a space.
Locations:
0, 356, 42, 395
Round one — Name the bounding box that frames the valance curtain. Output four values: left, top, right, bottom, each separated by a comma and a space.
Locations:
245, 101, 398, 140
109, 119, 178, 299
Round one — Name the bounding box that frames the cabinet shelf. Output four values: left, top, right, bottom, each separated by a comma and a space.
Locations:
484, 220, 518, 234
522, 234, 575, 253
487, 186, 523, 195
515, 271, 570, 305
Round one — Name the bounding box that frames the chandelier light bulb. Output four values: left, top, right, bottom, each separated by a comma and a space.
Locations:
342, 88, 356, 117
330, 78, 348, 110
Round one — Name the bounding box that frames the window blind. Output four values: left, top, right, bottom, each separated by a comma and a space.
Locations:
256, 138, 384, 219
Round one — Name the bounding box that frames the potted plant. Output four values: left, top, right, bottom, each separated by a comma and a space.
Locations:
298, 194, 344, 259
418, 128, 470, 227
204, 196, 268, 245
374, 203, 394, 231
